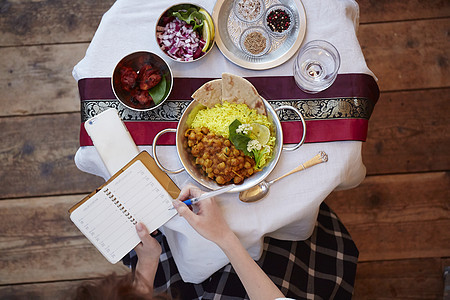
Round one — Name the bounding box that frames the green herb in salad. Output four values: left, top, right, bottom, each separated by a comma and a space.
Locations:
169, 5, 205, 31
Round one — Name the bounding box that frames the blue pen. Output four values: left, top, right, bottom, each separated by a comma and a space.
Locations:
169, 185, 235, 210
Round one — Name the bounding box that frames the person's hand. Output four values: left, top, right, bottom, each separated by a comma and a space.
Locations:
133, 223, 161, 294
134, 223, 162, 267
172, 184, 234, 247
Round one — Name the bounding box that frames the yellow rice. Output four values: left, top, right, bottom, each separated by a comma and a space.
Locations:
191, 101, 272, 138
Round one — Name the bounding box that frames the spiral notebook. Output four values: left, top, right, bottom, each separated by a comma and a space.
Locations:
69, 151, 180, 264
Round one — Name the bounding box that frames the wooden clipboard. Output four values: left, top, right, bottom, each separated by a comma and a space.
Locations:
69, 150, 180, 213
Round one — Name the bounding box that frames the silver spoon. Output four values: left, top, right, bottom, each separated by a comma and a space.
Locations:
239, 151, 328, 203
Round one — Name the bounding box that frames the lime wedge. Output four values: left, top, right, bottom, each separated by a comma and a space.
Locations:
199, 8, 214, 52
251, 123, 270, 145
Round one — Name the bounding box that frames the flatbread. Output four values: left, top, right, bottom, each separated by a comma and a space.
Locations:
221, 73, 266, 115
191, 79, 222, 108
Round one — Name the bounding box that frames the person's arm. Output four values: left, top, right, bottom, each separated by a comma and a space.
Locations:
217, 231, 285, 300
173, 185, 285, 300
133, 222, 162, 295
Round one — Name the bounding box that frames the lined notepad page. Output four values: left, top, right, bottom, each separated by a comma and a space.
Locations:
70, 160, 177, 263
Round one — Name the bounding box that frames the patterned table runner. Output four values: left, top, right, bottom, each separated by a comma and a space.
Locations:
78, 74, 379, 146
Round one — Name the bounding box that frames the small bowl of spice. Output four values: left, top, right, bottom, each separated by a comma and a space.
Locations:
264, 4, 295, 37
239, 26, 271, 57
233, 0, 265, 23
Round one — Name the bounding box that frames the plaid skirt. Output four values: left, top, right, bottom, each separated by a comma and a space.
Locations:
123, 202, 358, 300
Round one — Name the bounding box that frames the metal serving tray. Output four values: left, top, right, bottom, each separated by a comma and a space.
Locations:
212, 0, 306, 70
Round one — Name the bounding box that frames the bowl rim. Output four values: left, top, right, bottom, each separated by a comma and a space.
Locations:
155, 3, 216, 63
111, 50, 173, 112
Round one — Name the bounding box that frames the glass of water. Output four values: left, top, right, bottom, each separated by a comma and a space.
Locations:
293, 40, 341, 93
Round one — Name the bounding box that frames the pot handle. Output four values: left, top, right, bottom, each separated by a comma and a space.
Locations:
152, 128, 185, 174
275, 105, 306, 151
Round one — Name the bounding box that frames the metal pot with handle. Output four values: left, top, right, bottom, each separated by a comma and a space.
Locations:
152, 99, 306, 193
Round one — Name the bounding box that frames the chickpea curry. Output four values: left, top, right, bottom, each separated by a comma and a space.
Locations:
185, 127, 256, 185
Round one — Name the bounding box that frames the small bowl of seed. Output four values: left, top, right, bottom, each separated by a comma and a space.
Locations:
233, 0, 265, 23
264, 4, 295, 37
239, 26, 271, 57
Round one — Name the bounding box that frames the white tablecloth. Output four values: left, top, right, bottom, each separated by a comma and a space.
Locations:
73, 0, 375, 283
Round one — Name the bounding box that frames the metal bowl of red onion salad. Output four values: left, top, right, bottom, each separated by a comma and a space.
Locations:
156, 3, 215, 63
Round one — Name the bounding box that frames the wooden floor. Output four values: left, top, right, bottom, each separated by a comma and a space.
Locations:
0, 0, 449, 299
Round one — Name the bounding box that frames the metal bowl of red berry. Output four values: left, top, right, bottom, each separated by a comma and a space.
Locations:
112, 51, 173, 112
264, 4, 295, 37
